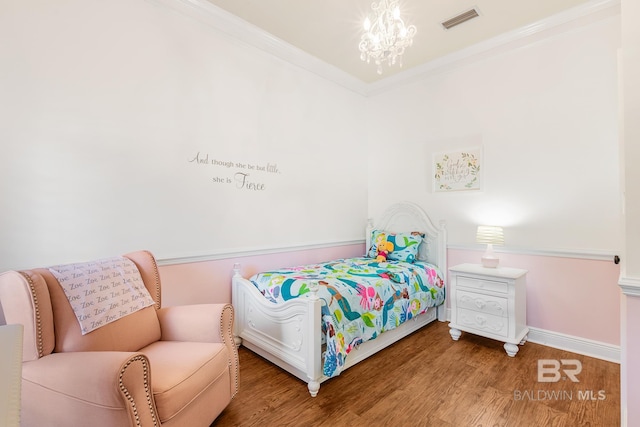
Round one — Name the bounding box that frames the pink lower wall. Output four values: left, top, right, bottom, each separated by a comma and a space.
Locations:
448, 248, 621, 346
158, 244, 366, 307
159, 244, 620, 347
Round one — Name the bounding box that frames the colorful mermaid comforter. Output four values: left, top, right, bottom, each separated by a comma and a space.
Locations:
250, 257, 445, 378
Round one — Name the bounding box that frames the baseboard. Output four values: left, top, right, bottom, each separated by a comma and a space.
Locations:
527, 327, 620, 363
443, 308, 619, 363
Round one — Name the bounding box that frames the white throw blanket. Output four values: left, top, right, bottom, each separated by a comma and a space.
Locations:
49, 256, 155, 335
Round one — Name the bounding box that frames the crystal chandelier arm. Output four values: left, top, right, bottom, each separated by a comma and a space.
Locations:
359, 0, 416, 74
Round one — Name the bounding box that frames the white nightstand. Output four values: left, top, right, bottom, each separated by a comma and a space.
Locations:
448, 263, 528, 357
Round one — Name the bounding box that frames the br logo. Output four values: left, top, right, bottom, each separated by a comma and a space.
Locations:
537, 359, 582, 382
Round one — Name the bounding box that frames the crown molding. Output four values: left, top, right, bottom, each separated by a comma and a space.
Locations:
149, 0, 620, 97
367, 0, 621, 95
146, 0, 370, 96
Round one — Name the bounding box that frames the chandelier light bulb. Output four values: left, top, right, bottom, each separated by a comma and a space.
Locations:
358, 0, 416, 75
363, 17, 371, 31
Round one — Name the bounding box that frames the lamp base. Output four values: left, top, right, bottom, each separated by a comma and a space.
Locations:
481, 256, 500, 268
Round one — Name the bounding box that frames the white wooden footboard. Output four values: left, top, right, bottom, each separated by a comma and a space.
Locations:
232, 264, 324, 396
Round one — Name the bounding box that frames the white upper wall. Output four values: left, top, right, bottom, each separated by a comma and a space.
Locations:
0, 0, 368, 271
0, 0, 622, 271
622, 0, 640, 279
367, 13, 621, 254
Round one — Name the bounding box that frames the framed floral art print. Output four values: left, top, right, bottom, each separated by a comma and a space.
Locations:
433, 147, 482, 192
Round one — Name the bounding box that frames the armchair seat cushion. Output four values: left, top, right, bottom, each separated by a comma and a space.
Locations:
20, 351, 149, 427
141, 341, 231, 423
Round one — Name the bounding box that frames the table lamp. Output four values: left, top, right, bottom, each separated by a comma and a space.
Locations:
476, 225, 504, 268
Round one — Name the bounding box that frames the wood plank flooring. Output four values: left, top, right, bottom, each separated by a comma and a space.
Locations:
212, 321, 620, 427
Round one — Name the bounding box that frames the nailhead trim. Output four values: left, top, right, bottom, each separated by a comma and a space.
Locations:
126, 251, 161, 309
221, 304, 239, 398
18, 271, 44, 358
143, 250, 162, 309
119, 355, 158, 427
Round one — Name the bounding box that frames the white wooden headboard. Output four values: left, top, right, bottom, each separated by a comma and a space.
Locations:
366, 202, 447, 279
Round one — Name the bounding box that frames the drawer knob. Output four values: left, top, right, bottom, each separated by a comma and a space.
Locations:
474, 300, 486, 309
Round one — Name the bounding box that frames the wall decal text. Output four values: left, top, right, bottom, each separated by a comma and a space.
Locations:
188, 152, 280, 191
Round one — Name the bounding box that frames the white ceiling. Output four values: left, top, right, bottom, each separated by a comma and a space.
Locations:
205, 0, 595, 84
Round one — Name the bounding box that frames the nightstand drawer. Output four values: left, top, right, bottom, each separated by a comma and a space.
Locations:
457, 308, 508, 337
457, 290, 508, 318
457, 275, 508, 294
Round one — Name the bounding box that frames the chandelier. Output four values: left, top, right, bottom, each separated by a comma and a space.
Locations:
359, 0, 417, 75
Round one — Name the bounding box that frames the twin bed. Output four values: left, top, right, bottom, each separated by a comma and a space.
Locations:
231, 202, 447, 396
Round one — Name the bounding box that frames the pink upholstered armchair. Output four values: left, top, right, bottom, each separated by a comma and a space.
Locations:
0, 250, 238, 427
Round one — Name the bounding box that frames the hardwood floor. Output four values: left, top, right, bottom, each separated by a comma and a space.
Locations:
212, 321, 620, 427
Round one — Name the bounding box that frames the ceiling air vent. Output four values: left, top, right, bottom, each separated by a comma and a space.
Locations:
441, 8, 480, 30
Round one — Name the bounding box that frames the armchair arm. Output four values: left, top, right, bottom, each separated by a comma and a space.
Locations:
157, 303, 233, 344
21, 352, 158, 427
157, 303, 239, 398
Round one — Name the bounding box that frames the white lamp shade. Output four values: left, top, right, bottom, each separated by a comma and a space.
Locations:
476, 226, 504, 246
477, 226, 504, 268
